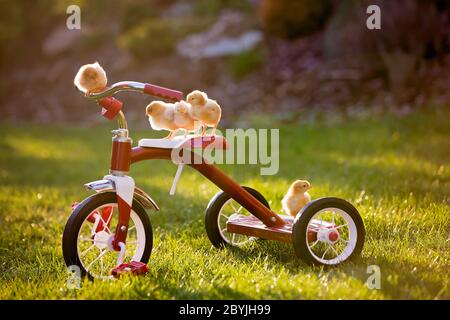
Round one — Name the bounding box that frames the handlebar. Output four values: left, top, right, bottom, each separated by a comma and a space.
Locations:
87, 81, 184, 102
84, 81, 184, 129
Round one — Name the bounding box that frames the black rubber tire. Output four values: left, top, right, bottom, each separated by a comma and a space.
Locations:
292, 197, 365, 266
62, 192, 153, 280
205, 186, 270, 248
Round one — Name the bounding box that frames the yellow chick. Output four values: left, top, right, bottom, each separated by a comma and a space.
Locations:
174, 101, 200, 138
145, 101, 178, 139
74, 62, 107, 95
186, 90, 221, 136
281, 180, 311, 217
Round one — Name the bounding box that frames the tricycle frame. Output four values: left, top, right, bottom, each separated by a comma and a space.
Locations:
89, 81, 286, 252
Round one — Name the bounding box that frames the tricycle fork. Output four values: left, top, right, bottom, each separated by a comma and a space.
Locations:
104, 174, 135, 251
107, 128, 135, 251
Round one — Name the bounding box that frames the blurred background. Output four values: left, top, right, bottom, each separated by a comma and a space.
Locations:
0, 0, 449, 126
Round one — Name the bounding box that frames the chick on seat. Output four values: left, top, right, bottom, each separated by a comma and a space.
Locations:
145, 101, 178, 139
186, 90, 221, 136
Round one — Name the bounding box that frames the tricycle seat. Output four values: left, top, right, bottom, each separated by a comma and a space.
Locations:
138, 135, 228, 150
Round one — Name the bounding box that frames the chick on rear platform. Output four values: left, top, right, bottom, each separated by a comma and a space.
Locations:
282, 180, 311, 217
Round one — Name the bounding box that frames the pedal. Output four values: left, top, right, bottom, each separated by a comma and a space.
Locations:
110, 261, 148, 278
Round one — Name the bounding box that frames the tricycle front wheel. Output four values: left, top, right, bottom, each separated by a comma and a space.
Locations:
292, 197, 365, 266
205, 187, 270, 248
62, 192, 153, 280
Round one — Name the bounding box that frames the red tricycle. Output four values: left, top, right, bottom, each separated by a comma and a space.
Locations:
62, 81, 365, 280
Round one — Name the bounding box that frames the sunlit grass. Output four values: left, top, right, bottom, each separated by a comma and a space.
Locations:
0, 109, 448, 299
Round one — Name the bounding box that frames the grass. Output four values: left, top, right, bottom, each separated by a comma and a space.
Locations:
0, 109, 448, 300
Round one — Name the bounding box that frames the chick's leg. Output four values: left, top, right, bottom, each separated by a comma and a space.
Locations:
165, 130, 176, 139
196, 125, 203, 137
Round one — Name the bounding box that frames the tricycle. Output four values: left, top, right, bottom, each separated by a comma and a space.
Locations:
62, 80, 365, 280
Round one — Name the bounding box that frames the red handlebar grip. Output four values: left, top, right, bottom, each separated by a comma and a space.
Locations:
144, 83, 183, 102
99, 97, 123, 120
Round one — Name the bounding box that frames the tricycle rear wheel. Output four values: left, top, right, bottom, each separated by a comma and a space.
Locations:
292, 197, 365, 266
205, 187, 270, 248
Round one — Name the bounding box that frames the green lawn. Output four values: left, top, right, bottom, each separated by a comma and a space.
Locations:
0, 110, 448, 299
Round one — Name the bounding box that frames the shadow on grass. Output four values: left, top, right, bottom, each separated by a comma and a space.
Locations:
360, 255, 448, 299
152, 279, 254, 300
209, 236, 448, 299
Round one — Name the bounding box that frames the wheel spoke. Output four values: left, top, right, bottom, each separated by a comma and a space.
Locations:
99, 215, 111, 233
229, 202, 238, 213
329, 243, 340, 257
334, 223, 348, 230
105, 208, 114, 225
309, 239, 320, 249
308, 226, 321, 232
321, 246, 330, 260
80, 244, 96, 257
100, 208, 114, 234
86, 249, 109, 272
236, 206, 243, 214
231, 233, 236, 244
128, 225, 136, 232
91, 214, 101, 237
220, 213, 229, 220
